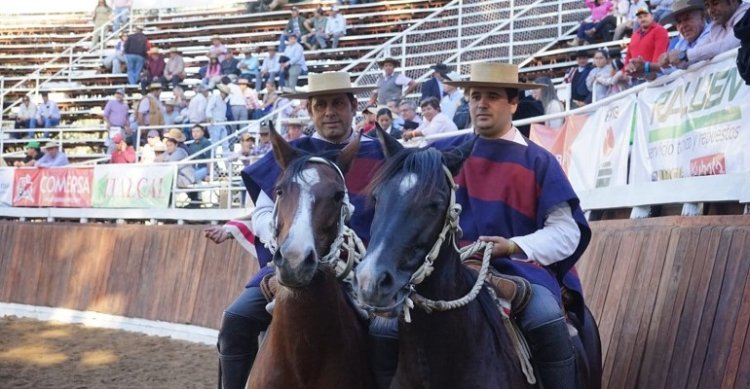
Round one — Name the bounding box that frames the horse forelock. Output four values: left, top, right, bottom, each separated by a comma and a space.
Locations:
366, 147, 448, 208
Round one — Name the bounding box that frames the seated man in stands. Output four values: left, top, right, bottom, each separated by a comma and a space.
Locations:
228, 132, 255, 167
680, 0, 749, 65
102, 32, 128, 74
279, 35, 307, 90
439, 71, 463, 121
141, 48, 166, 94
325, 5, 347, 49
163, 100, 181, 125
14, 96, 37, 139
162, 48, 185, 89
250, 121, 272, 156
260, 46, 281, 87
36, 142, 69, 167
401, 96, 457, 140
37, 92, 61, 138
103, 89, 131, 142
238, 47, 262, 91
279, 6, 309, 52
369, 57, 417, 105
624, 7, 669, 81
221, 49, 241, 77
564, 50, 593, 107
399, 100, 422, 130
13, 141, 44, 167
110, 133, 136, 164
303, 7, 328, 50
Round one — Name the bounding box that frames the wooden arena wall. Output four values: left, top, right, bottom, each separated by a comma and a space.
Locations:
2, 216, 750, 388
577, 215, 750, 389
0, 221, 258, 330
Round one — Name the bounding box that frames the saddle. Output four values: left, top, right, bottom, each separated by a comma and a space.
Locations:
463, 259, 532, 314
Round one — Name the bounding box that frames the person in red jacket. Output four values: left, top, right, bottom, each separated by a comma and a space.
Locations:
110, 133, 136, 164
625, 7, 670, 81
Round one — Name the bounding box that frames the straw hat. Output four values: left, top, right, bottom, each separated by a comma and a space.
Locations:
211, 35, 222, 41
281, 71, 375, 99
443, 63, 543, 90
148, 47, 160, 55
282, 117, 309, 126
216, 84, 231, 95
661, 0, 704, 25
153, 141, 166, 152
169, 47, 181, 54
238, 78, 249, 85
163, 128, 186, 143
43, 142, 60, 150
148, 82, 162, 90
379, 57, 400, 67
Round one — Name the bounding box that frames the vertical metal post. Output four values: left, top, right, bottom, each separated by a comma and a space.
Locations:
0, 77, 4, 155
457, 0, 463, 71
68, 48, 73, 83
558, 0, 563, 38
509, 0, 515, 64
400, 36, 407, 80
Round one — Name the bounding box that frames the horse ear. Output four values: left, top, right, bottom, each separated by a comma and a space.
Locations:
269, 120, 299, 169
336, 131, 361, 175
442, 135, 477, 176
375, 125, 403, 158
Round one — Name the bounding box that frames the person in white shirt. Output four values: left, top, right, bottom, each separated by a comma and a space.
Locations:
402, 96, 457, 140
280, 35, 307, 91
682, 0, 749, 66
14, 96, 38, 139
188, 84, 208, 124
223, 77, 249, 135
260, 46, 281, 87
207, 85, 229, 153
325, 5, 347, 49
439, 72, 463, 121
37, 91, 61, 138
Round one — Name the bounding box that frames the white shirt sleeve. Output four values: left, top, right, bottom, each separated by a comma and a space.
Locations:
251, 190, 275, 245
510, 202, 581, 266
395, 73, 413, 86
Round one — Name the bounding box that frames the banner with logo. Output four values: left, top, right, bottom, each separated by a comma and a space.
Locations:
530, 114, 589, 175
631, 56, 750, 184
92, 165, 175, 208
566, 95, 635, 193
0, 168, 15, 206
13, 168, 94, 207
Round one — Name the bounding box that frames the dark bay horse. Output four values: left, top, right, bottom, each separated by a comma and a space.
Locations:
248, 129, 373, 389
355, 129, 601, 388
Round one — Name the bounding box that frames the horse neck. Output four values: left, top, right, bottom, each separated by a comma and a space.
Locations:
414, 237, 469, 301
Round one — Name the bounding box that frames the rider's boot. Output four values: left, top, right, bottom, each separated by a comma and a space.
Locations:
217, 312, 263, 389
526, 316, 577, 389
369, 315, 399, 389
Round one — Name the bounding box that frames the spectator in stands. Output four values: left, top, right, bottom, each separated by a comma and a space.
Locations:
228, 132, 255, 167
204, 54, 223, 88
137, 83, 165, 129
140, 130, 161, 163
140, 48, 165, 93
239, 47, 262, 91
613, 0, 649, 40
251, 121, 272, 156
512, 89, 544, 137
91, 0, 111, 50
207, 85, 230, 152
571, 0, 616, 46
163, 100, 180, 125
103, 89, 131, 139
402, 97, 457, 140
36, 142, 69, 167
124, 25, 148, 85
453, 91, 471, 130
532, 77, 564, 129
103, 32, 128, 74
260, 46, 281, 87
440, 71, 463, 121
238, 79, 261, 119
223, 77, 249, 135
386, 99, 404, 132
370, 57, 418, 105
325, 5, 347, 49
280, 35, 307, 90
357, 105, 379, 134
14, 96, 37, 139
221, 49, 241, 76
375, 107, 402, 139
421, 63, 449, 102
172, 85, 188, 110
14, 141, 43, 167
188, 84, 209, 124
37, 92, 61, 138
162, 129, 196, 190
209, 35, 228, 62
279, 6, 309, 52
564, 50, 594, 107
188, 124, 212, 183
110, 133, 136, 164
598, 58, 631, 96
624, 7, 669, 80
399, 100, 422, 130
680, 0, 749, 65
112, 0, 132, 33
587, 49, 614, 102
162, 48, 185, 89
256, 80, 279, 120
152, 141, 167, 162
282, 118, 306, 141
303, 7, 328, 50
651, 0, 675, 22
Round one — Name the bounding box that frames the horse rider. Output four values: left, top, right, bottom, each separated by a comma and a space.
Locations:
436, 63, 592, 389
208, 72, 398, 389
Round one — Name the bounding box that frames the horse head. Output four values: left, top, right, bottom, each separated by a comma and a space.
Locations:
354, 127, 475, 314
269, 125, 360, 288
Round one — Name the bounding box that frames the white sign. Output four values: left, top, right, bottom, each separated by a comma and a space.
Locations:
0, 168, 14, 206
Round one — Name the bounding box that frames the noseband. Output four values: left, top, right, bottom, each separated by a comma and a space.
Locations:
267, 156, 364, 281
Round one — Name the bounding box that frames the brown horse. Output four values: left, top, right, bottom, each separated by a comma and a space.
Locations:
248, 129, 374, 389
355, 129, 601, 388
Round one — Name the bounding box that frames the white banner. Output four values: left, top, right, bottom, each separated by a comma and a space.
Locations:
567, 95, 635, 193
0, 168, 14, 207
92, 165, 174, 208
631, 56, 750, 184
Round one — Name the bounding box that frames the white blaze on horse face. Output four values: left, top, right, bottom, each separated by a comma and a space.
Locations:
281, 168, 319, 261
398, 173, 418, 196
293, 168, 320, 187
357, 243, 384, 294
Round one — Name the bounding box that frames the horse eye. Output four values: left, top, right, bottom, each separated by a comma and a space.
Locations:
275, 188, 283, 197
333, 191, 345, 202
427, 201, 442, 211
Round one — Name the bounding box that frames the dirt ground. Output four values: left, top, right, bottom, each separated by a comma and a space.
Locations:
0, 316, 217, 388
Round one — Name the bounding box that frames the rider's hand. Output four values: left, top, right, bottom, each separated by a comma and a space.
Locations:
204, 225, 231, 244
478, 235, 519, 257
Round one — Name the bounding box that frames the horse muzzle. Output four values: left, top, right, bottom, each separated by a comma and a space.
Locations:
273, 250, 318, 288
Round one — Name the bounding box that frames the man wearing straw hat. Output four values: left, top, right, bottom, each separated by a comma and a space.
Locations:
163, 47, 186, 88
136, 83, 165, 128
209, 72, 395, 389
439, 63, 592, 389
369, 57, 418, 106
36, 142, 69, 167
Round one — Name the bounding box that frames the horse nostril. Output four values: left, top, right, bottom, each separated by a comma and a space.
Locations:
304, 251, 316, 266
273, 251, 285, 266
377, 271, 394, 290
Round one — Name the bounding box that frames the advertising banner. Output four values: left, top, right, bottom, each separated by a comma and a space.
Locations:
92, 165, 175, 208
530, 114, 589, 175
631, 56, 750, 184
0, 168, 15, 206
13, 168, 94, 207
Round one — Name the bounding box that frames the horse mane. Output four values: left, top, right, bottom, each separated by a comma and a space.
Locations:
366, 147, 446, 206
275, 150, 340, 187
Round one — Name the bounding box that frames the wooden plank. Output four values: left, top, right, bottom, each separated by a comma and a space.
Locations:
721, 228, 750, 388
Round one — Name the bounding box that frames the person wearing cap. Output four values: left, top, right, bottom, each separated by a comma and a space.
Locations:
282, 117, 307, 141
250, 120, 273, 156
109, 133, 136, 164
14, 141, 44, 167
421, 63, 450, 102
206, 85, 229, 152
439, 71, 463, 120
111, 0, 132, 33
356, 105, 379, 133
161, 128, 196, 189
91, 0, 112, 49
37, 91, 61, 138
14, 96, 38, 139
140, 130, 161, 164
35, 142, 69, 168
210, 72, 391, 389
227, 132, 256, 168
238, 47, 261, 91
221, 49, 241, 77
676, 0, 749, 67
140, 47, 166, 94
279, 6, 309, 52
369, 57, 418, 106
124, 25, 149, 85
401, 96, 457, 140
435, 63, 591, 389
260, 46, 282, 88
324, 5, 347, 49
279, 34, 307, 90
162, 48, 185, 88
623, 7, 669, 78
564, 50, 594, 106
103, 89, 131, 136
209, 35, 228, 62
137, 83, 165, 127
